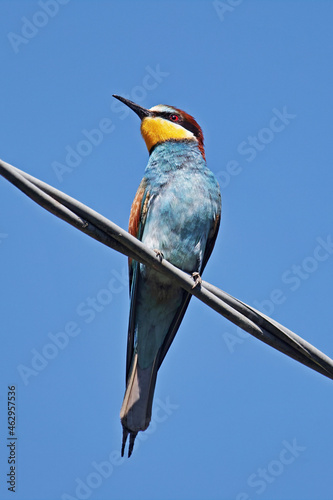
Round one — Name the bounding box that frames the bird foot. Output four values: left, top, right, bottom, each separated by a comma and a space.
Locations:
191, 272, 202, 289
154, 249, 164, 261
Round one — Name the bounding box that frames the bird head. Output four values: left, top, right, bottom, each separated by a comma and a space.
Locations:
113, 95, 205, 160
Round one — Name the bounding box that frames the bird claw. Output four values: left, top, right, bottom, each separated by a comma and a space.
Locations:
191, 272, 202, 289
154, 249, 164, 261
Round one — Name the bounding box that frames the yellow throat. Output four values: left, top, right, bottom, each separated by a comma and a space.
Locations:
140, 116, 195, 152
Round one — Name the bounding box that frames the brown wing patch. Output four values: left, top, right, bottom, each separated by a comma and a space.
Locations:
128, 180, 146, 238
141, 190, 150, 221
128, 180, 150, 290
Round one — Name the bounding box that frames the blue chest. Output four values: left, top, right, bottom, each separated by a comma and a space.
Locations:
141, 141, 221, 272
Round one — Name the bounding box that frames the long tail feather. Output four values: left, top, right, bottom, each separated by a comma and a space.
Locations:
121, 427, 138, 458
121, 427, 128, 457
120, 354, 158, 429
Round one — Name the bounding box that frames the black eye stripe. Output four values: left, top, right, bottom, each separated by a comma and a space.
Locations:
157, 111, 181, 121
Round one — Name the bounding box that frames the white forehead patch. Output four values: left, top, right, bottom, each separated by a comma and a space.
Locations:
149, 104, 177, 113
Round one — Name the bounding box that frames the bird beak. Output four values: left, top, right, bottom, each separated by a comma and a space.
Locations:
113, 95, 152, 120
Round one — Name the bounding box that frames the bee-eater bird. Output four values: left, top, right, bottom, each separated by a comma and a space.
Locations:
113, 95, 221, 457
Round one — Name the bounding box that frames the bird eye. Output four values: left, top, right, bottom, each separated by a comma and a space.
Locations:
169, 114, 179, 122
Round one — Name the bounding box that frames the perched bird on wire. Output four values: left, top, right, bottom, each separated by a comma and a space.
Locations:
113, 95, 221, 457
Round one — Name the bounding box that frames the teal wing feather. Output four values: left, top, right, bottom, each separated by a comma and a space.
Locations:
156, 208, 221, 369
127, 180, 221, 373
126, 179, 150, 380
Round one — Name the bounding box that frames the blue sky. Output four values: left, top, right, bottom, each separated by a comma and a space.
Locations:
1, 1, 333, 499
